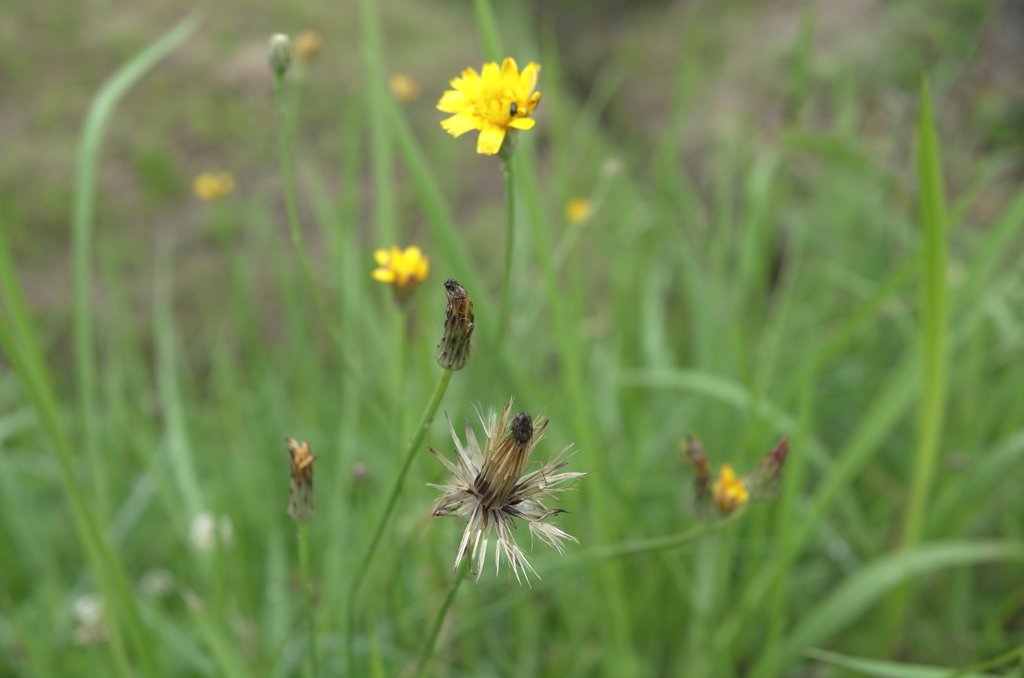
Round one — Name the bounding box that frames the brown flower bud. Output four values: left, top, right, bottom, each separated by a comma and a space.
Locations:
435, 278, 474, 370
286, 438, 316, 522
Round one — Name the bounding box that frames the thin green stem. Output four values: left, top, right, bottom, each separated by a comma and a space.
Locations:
394, 306, 408, 443
346, 368, 455, 674
297, 521, 318, 678
272, 72, 351, 376
497, 157, 516, 344
413, 557, 471, 678
564, 511, 746, 565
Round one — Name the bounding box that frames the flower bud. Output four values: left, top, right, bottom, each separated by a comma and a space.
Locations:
286, 438, 316, 522
435, 279, 474, 370
267, 33, 292, 77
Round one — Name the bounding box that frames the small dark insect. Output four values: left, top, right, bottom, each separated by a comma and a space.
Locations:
509, 102, 518, 116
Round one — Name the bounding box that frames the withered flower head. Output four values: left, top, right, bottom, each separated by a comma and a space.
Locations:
429, 399, 587, 583
435, 278, 474, 371
286, 438, 316, 522
684, 436, 790, 517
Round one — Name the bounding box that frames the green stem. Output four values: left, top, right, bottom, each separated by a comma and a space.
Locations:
297, 522, 318, 678
566, 511, 745, 565
272, 72, 351, 374
346, 368, 455, 673
394, 306, 408, 444
496, 157, 516, 344
413, 557, 471, 678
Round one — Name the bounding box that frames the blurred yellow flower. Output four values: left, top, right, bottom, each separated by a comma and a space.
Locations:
438, 57, 542, 156
193, 172, 235, 201
712, 465, 749, 514
565, 197, 592, 225
372, 246, 429, 294
294, 31, 322, 62
686, 437, 789, 518
388, 73, 421, 103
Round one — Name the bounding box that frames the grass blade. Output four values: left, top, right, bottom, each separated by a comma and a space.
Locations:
785, 541, 1024, 665
72, 12, 201, 520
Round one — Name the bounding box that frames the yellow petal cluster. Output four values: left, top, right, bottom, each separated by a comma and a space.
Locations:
193, 172, 235, 201
372, 246, 429, 293
437, 57, 542, 155
565, 197, 592, 225
712, 464, 749, 514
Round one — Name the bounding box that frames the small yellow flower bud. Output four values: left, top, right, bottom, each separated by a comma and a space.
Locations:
712, 465, 749, 514
268, 33, 292, 77
294, 31, 322, 62
565, 197, 592, 225
192, 171, 235, 201
435, 279, 474, 371
388, 73, 421, 104
286, 438, 316, 522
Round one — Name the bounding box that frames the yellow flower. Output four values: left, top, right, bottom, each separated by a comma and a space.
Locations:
372, 246, 429, 294
294, 31, 322, 62
388, 73, 421, 103
565, 197, 592, 225
193, 172, 235, 201
686, 437, 789, 518
712, 465, 749, 514
437, 57, 542, 156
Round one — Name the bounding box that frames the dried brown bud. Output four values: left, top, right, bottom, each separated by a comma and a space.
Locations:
748, 437, 790, 499
436, 278, 474, 370
683, 436, 715, 518
286, 438, 316, 522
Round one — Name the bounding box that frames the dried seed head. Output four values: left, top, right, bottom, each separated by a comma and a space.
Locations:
267, 33, 292, 77
436, 279, 474, 370
428, 398, 587, 583
286, 438, 316, 522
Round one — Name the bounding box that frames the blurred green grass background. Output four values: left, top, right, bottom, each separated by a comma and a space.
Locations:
3, 0, 1024, 676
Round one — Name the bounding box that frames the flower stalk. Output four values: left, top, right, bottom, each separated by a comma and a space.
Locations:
286, 438, 317, 678
346, 367, 454, 671
347, 278, 473, 672
297, 521, 317, 678
497, 156, 516, 344
412, 556, 471, 678
270, 37, 347, 360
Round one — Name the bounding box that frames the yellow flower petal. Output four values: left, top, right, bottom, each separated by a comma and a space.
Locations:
476, 126, 505, 155
437, 89, 469, 113
508, 117, 535, 130
441, 114, 479, 138
374, 249, 390, 266
500, 57, 519, 81
519, 62, 540, 95
372, 268, 396, 283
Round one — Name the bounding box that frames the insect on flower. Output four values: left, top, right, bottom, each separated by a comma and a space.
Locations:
684, 436, 790, 517
428, 399, 587, 584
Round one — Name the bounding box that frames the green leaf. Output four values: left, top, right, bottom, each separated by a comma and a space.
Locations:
806, 648, 995, 678
784, 541, 1024, 664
